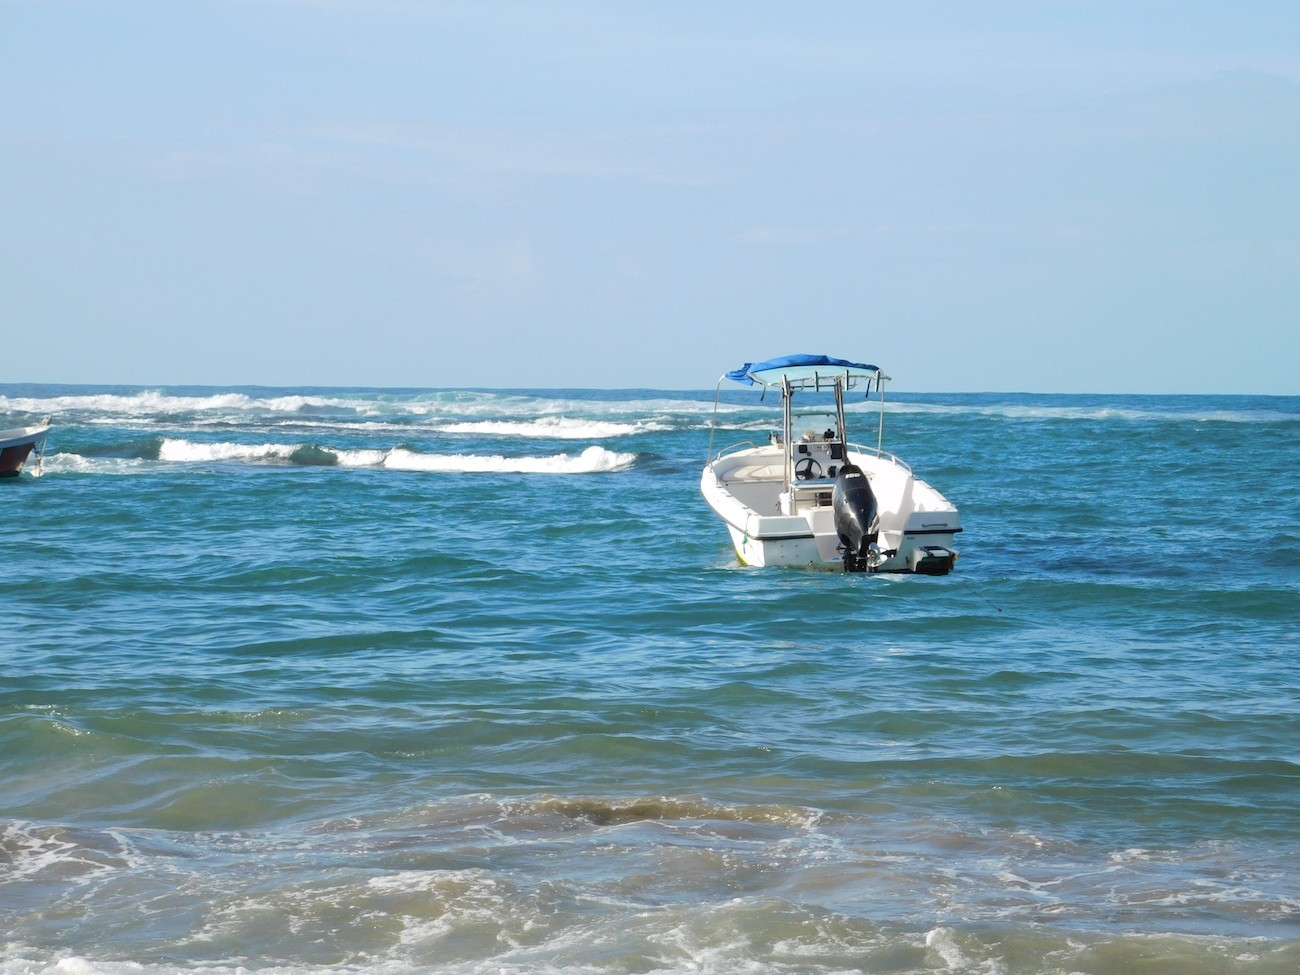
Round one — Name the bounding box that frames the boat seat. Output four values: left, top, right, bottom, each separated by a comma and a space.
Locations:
722, 463, 784, 483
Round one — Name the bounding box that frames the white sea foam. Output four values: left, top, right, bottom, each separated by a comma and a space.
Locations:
4, 389, 534, 411
330, 447, 390, 467
0, 391, 380, 418
5, 386, 1291, 435
32, 454, 148, 475
158, 439, 299, 463
489, 396, 722, 418
432, 416, 670, 438
3, 831, 1296, 975
0, 822, 136, 885
134, 439, 638, 474
1, 822, 83, 882
1110, 847, 1157, 863
1, 389, 729, 434
379, 445, 636, 474
874, 400, 1297, 424
924, 927, 971, 969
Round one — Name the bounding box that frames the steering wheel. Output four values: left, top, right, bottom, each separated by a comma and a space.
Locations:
794, 456, 823, 480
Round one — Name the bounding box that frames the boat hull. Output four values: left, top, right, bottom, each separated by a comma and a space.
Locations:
0, 425, 51, 478
701, 444, 961, 573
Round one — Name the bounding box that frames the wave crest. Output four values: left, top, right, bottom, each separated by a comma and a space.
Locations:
0, 390, 373, 418
380, 444, 636, 474
433, 416, 671, 438
52, 439, 638, 475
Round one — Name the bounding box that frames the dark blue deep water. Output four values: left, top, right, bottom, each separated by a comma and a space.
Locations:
3, 384, 1298, 974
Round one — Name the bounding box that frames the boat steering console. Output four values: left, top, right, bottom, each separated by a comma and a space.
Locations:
794, 456, 823, 480
792, 431, 843, 481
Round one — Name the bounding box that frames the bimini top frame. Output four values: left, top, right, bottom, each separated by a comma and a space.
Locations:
708, 353, 893, 461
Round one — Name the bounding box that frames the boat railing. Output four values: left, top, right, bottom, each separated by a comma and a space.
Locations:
710, 440, 913, 475
708, 440, 763, 465
847, 442, 913, 475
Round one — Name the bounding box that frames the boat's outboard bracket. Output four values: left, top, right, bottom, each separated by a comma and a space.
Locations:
832, 465, 880, 572
908, 545, 957, 576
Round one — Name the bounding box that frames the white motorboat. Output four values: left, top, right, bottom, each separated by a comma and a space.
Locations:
0, 422, 51, 478
701, 354, 961, 573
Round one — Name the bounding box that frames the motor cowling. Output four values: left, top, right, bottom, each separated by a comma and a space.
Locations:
832, 464, 880, 572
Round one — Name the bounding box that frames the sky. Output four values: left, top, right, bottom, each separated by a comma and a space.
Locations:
2, 1, 1298, 393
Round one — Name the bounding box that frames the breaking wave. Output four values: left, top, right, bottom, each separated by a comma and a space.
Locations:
871, 400, 1300, 424
431, 416, 673, 438
47, 439, 638, 475
5, 386, 1294, 437
492, 794, 826, 830
378, 445, 636, 473
4, 799, 1297, 975
0, 390, 374, 419
0, 388, 715, 426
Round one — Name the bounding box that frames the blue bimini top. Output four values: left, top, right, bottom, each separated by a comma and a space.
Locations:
724, 354, 881, 390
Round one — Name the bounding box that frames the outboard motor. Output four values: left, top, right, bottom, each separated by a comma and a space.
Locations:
832, 464, 880, 572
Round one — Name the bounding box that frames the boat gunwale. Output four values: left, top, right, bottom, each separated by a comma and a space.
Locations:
707, 441, 914, 478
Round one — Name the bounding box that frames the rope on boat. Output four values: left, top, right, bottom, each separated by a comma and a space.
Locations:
32, 416, 49, 477
953, 574, 1003, 613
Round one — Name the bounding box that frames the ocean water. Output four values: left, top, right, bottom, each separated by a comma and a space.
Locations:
2, 382, 1298, 975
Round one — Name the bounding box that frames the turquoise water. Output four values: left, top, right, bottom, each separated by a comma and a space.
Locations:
2, 384, 1298, 974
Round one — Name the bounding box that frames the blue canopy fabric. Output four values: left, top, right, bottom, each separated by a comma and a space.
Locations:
725, 354, 879, 386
